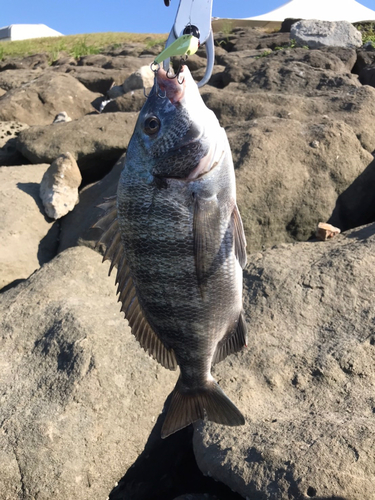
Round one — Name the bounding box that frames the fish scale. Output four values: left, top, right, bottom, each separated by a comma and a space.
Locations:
96, 65, 248, 438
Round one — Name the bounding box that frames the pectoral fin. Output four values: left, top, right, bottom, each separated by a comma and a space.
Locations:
193, 194, 222, 293
231, 204, 247, 269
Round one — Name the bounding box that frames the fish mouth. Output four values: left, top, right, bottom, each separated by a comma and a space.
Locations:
156, 67, 187, 104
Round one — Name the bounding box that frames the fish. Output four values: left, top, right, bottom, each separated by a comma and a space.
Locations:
95, 65, 247, 438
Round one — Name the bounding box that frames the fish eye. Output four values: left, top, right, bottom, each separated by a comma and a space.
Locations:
144, 116, 160, 135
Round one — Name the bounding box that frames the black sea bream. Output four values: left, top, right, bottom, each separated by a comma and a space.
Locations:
96, 66, 247, 438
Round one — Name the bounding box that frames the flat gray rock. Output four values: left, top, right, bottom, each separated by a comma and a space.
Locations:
0, 246, 177, 500
16, 112, 137, 179
0, 73, 101, 126
0, 164, 59, 291
194, 223, 375, 500
291, 20, 363, 49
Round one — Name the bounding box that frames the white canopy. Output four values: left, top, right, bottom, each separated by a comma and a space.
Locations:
247, 0, 375, 23
0, 24, 63, 42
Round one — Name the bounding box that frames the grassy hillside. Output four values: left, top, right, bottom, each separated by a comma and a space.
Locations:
0, 32, 168, 61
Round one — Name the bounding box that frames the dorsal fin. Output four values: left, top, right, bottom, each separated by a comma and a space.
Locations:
94, 197, 177, 371
212, 311, 247, 365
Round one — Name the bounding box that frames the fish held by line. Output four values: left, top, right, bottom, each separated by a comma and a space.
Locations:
95, 65, 247, 438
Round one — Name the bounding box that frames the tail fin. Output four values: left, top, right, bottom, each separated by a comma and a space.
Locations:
161, 377, 245, 439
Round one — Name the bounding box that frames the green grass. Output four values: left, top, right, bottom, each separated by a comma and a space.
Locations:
356, 23, 375, 45
0, 32, 168, 61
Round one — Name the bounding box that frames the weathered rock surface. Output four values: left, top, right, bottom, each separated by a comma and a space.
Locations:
60, 65, 132, 94
121, 64, 155, 93
16, 112, 137, 181
0, 120, 29, 166
0, 73, 101, 125
229, 117, 373, 251
0, 53, 49, 71
217, 48, 361, 93
0, 68, 44, 92
0, 164, 59, 291
0, 246, 177, 500
194, 222, 375, 500
39, 152, 82, 219
291, 20, 363, 49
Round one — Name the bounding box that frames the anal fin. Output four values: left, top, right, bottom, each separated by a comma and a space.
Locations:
213, 311, 247, 365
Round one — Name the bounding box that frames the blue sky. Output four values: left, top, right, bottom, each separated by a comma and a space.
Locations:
1, 0, 375, 35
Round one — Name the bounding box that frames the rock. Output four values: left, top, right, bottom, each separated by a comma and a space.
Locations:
51, 53, 77, 67
291, 20, 363, 49
194, 222, 375, 500
0, 53, 49, 71
0, 73, 101, 126
0, 164, 59, 291
78, 54, 111, 66
101, 88, 146, 113
359, 64, 375, 87
102, 55, 153, 70
16, 112, 137, 182
53, 111, 72, 123
353, 47, 375, 74
39, 152, 82, 219
228, 117, 373, 252
315, 222, 341, 241
0, 246, 177, 500
201, 84, 375, 154
106, 65, 155, 99
0, 68, 44, 92
0, 88, 6, 97
121, 64, 155, 93
61, 65, 132, 94
0, 120, 29, 166
219, 48, 361, 93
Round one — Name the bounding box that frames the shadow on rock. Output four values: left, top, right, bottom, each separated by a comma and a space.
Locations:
328, 158, 375, 232
109, 395, 243, 500
17, 181, 49, 219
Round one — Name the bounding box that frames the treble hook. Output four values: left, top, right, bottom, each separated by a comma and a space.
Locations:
166, 57, 185, 84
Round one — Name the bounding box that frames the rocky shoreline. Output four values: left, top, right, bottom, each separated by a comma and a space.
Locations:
1, 23, 375, 500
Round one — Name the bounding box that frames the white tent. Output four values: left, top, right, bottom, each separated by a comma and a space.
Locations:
0, 24, 63, 42
247, 0, 375, 23
212, 0, 375, 31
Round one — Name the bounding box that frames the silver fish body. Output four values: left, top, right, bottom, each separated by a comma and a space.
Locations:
98, 66, 247, 438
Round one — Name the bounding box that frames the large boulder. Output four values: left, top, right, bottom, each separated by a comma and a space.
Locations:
229, 117, 374, 252
0, 246, 177, 500
0, 68, 44, 92
194, 222, 375, 500
291, 20, 363, 49
218, 48, 360, 93
0, 164, 59, 291
0, 73, 101, 126
16, 112, 137, 181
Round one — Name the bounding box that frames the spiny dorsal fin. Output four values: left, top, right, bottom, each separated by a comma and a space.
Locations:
212, 311, 247, 365
94, 196, 177, 371
231, 204, 247, 269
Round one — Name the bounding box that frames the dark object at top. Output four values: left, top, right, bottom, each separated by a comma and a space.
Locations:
183, 24, 200, 39
164, 0, 170, 6
280, 18, 302, 33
